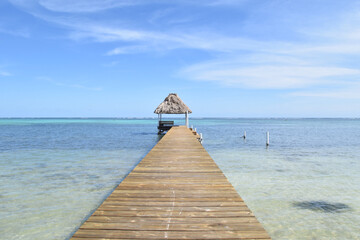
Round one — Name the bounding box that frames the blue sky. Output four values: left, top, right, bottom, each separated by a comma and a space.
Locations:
1, 0, 360, 117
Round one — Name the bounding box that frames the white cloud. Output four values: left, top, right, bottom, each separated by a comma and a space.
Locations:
0, 26, 30, 38
178, 9, 360, 91
68, 25, 170, 43
106, 45, 150, 55
148, 8, 175, 25
182, 61, 360, 89
102, 61, 120, 67
37, 76, 102, 91
291, 83, 360, 99
0, 66, 12, 77
10, 0, 245, 13
206, 0, 247, 6
0, 71, 11, 77
8, 0, 360, 96
10, 0, 138, 13
5, 0, 279, 53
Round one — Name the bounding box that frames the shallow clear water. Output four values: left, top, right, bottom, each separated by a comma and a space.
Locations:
0, 118, 359, 239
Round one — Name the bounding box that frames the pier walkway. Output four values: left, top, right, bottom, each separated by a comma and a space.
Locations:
71, 126, 271, 239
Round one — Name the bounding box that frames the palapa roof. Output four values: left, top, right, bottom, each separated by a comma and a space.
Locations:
154, 93, 192, 114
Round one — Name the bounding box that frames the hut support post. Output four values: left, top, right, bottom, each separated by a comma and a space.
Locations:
185, 111, 189, 128
157, 114, 163, 135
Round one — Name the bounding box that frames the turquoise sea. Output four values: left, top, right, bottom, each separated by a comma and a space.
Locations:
0, 118, 359, 239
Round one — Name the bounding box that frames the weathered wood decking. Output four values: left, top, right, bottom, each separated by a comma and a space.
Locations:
71, 126, 271, 240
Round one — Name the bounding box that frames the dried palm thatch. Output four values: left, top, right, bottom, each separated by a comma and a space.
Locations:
154, 93, 192, 114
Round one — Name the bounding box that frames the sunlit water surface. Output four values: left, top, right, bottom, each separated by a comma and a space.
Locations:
0, 118, 359, 239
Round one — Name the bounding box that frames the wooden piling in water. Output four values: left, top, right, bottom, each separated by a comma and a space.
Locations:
71, 126, 271, 240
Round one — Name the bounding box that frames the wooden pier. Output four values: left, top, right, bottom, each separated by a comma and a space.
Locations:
71, 126, 271, 239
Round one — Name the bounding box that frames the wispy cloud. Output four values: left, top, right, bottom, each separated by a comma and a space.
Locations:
205, 0, 247, 6
178, 6, 360, 93
10, 0, 138, 13
106, 45, 151, 55
7, 0, 261, 52
148, 8, 175, 25
290, 83, 360, 99
37, 76, 102, 91
102, 61, 120, 67
8, 0, 360, 98
0, 26, 30, 38
68, 25, 167, 42
0, 71, 12, 77
9, 0, 244, 13
182, 61, 360, 89
0, 65, 12, 77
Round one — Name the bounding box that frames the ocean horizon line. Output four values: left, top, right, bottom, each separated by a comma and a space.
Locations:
0, 117, 359, 120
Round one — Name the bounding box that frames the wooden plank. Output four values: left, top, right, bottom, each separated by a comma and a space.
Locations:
96, 206, 249, 211
80, 222, 265, 231
85, 216, 259, 224
72, 229, 270, 239
72, 238, 270, 240
70, 126, 271, 239
105, 197, 244, 202
100, 201, 247, 207
92, 210, 254, 218
115, 184, 235, 190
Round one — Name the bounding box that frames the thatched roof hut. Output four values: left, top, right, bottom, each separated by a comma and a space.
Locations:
154, 93, 192, 114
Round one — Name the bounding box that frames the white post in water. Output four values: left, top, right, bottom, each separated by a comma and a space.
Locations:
191, 125, 193, 130
185, 111, 189, 128
200, 133, 203, 143
194, 128, 197, 133
266, 132, 270, 146
243, 131, 247, 139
